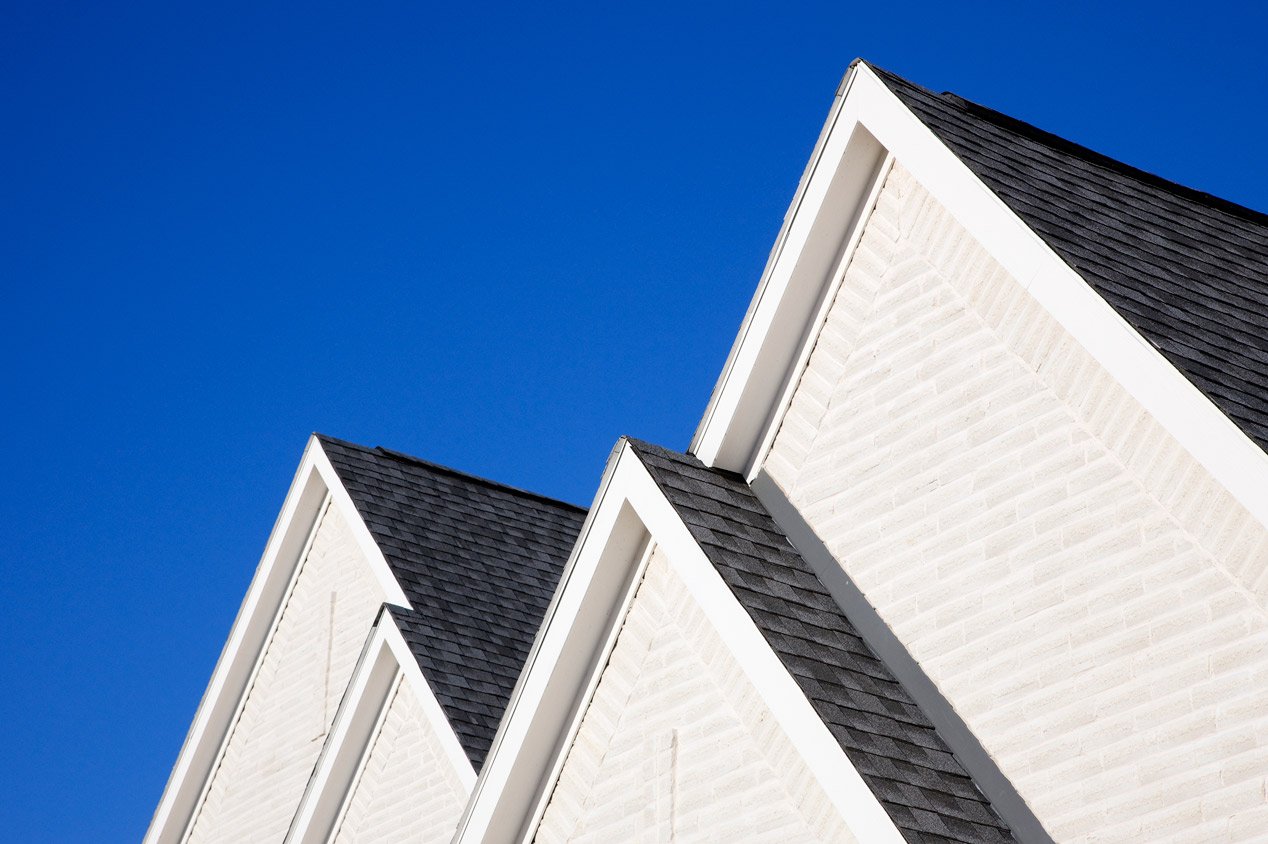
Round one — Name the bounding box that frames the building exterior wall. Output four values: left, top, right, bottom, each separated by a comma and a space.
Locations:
535, 546, 858, 844
186, 503, 387, 843
332, 676, 469, 843
764, 161, 1268, 841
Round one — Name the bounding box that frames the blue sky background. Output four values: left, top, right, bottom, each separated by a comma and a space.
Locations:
3, 1, 1267, 839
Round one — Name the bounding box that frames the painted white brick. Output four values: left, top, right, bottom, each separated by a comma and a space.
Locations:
332, 678, 468, 843
765, 162, 1268, 842
535, 548, 858, 844
186, 505, 387, 844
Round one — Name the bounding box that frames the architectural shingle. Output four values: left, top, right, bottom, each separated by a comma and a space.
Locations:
870, 62, 1268, 453
317, 434, 586, 770
628, 439, 1015, 844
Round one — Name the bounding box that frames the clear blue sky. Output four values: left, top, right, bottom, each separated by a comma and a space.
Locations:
3, 1, 1265, 839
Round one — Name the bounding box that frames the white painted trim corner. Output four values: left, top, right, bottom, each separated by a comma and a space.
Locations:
285, 610, 476, 844
690, 61, 1268, 533
452, 440, 904, 844
144, 435, 410, 844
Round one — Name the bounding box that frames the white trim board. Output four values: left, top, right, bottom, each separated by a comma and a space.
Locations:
450, 439, 904, 844
144, 435, 409, 844
284, 608, 476, 844
690, 61, 1268, 532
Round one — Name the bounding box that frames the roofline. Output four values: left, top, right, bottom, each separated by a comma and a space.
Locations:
868, 62, 1268, 229
689, 61, 1268, 533
451, 439, 904, 843
314, 433, 587, 512
284, 604, 476, 843
689, 60, 888, 468
145, 435, 409, 844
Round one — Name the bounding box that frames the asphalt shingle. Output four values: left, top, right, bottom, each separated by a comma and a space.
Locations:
628, 439, 1015, 844
317, 434, 586, 771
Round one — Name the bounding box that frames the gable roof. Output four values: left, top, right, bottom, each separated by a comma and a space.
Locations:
869, 63, 1268, 453
627, 440, 1015, 844
316, 434, 586, 770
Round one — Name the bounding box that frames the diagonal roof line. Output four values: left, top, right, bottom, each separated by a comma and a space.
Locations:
864, 63, 1268, 455
892, 78, 1268, 229
627, 439, 1019, 843
316, 434, 587, 770
317, 434, 587, 512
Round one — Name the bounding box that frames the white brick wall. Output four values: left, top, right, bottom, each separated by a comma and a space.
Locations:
535, 547, 858, 844
186, 504, 387, 844
765, 162, 1268, 842
332, 677, 469, 843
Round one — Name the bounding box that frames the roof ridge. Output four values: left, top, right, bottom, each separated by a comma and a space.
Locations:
313, 433, 587, 513
863, 61, 1268, 229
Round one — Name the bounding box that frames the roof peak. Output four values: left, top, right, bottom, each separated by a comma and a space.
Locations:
314, 433, 587, 512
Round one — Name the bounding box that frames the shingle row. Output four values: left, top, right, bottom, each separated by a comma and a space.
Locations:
629, 440, 1015, 844
318, 434, 586, 770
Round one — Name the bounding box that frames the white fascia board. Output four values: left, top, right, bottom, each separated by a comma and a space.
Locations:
691, 63, 887, 470
285, 611, 475, 844
452, 440, 904, 844
690, 68, 854, 461
145, 436, 410, 844
693, 61, 1268, 531
626, 460, 906, 844
451, 440, 648, 844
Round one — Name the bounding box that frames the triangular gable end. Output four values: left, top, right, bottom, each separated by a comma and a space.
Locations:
691, 61, 1268, 533
691, 61, 1268, 840
145, 435, 409, 844
286, 604, 476, 843
454, 438, 1015, 843
148, 434, 585, 843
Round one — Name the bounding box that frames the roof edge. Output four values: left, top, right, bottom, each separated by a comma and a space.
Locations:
314, 433, 587, 512
865, 60, 1268, 228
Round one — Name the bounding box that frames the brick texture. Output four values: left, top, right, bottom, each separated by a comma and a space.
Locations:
186, 504, 387, 843
332, 677, 469, 843
765, 162, 1268, 841
535, 547, 859, 844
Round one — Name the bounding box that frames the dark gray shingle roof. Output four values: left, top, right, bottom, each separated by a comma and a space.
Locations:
628, 440, 1015, 844
870, 63, 1268, 453
316, 435, 586, 770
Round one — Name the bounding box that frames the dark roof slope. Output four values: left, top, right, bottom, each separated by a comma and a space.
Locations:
316, 435, 586, 770
869, 62, 1268, 453
628, 440, 1014, 844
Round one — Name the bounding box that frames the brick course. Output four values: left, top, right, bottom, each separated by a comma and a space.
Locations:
535, 547, 858, 844
333, 677, 469, 843
765, 162, 1268, 841
186, 504, 386, 843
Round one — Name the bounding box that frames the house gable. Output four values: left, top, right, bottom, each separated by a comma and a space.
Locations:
535, 545, 860, 843
148, 436, 584, 843
692, 62, 1268, 536
760, 151, 1268, 839
686, 60, 1268, 841
184, 501, 389, 843
332, 675, 465, 842
146, 437, 408, 844
458, 439, 1013, 843
286, 606, 476, 844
